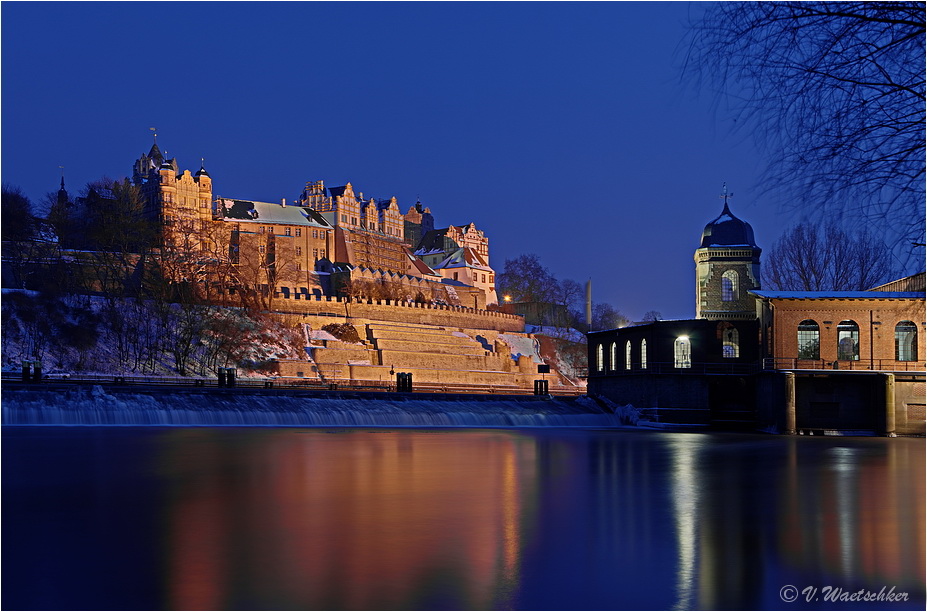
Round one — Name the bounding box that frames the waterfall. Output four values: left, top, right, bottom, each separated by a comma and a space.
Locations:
2, 386, 624, 428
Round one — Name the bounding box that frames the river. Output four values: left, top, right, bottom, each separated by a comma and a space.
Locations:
2, 427, 924, 610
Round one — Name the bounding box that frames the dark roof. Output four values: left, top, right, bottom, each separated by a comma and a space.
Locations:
699, 202, 758, 248
195, 166, 210, 177
328, 185, 349, 198
147, 143, 163, 163
415, 228, 454, 253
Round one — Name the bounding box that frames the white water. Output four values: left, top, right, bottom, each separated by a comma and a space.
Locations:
2, 386, 624, 428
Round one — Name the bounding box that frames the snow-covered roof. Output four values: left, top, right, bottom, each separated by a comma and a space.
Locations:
751, 290, 924, 300
220, 199, 332, 227
431, 247, 492, 271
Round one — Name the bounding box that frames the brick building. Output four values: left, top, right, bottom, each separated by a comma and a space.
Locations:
752, 288, 925, 371
587, 187, 925, 434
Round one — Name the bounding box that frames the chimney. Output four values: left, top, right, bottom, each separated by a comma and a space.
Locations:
281, 198, 286, 207
585, 279, 592, 330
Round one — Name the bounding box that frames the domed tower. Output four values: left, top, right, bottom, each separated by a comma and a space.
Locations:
695, 185, 761, 320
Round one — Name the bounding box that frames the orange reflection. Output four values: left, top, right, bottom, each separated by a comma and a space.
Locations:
161, 430, 537, 610
779, 440, 925, 586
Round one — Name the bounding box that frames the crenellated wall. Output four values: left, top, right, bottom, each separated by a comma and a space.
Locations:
262, 294, 524, 332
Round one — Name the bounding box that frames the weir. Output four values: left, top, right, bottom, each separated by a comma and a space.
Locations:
2, 387, 624, 428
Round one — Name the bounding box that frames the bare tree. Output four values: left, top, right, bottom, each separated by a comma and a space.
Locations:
764, 222, 896, 291
496, 254, 558, 303
684, 2, 926, 262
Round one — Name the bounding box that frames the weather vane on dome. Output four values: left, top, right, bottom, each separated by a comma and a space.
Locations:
720, 182, 734, 206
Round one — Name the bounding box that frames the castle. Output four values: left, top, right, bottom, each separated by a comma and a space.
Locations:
129, 140, 498, 308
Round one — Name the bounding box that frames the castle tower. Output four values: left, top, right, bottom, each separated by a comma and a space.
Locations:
694, 186, 761, 320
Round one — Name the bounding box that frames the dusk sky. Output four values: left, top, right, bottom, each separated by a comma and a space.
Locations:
3, 1, 814, 320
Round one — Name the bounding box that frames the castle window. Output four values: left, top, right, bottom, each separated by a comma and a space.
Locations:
596, 344, 604, 372
313, 248, 318, 259
895, 321, 917, 361
625, 341, 632, 370
721, 270, 738, 301
674, 336, 691, 369
723, 327, 740, 358
837, 320, 860, 361
320, 249, 326, 258
259, 245, 265, 254
610, 342, 618, 371
797, 320, 820, 359
296, 228, 302, 237
641, 339, 647, 369
296, 247, 302, 257
341, 215, 347, 223
285, 227, 291, 236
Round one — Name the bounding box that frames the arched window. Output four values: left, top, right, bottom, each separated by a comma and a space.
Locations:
610, 342, 618, 371
596, 344, 604, 372
798, 320, 820, 359
641, 339, 647, 369
625, 341, 632, 370
721, 270, 738, 302
896, 321, 917, 361
837, 320, 860, 361
722, 327, 740, 358
674, 336, 691, 369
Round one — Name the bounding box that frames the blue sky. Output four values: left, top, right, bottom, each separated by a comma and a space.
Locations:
3, 1, 802, 320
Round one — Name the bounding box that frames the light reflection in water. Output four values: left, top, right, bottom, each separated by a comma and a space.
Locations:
668, 437, 703, 611
2, 428, 923, 611
161, 430, 536, 610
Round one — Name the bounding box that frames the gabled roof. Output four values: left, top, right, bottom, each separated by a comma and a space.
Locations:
407, 253, 441, 277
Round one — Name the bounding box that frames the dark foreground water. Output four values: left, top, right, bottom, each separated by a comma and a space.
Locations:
2, 427, 924, 611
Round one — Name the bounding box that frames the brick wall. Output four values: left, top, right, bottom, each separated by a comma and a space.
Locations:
768, 297, 925, 368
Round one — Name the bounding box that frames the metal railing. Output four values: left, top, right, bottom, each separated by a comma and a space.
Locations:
762, 358, 926, 372
588, 361, 761, 376
1, 372, 585, 397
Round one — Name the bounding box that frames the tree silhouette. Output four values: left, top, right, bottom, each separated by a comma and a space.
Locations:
763, 222, 895, 291
684, 2, 925, 262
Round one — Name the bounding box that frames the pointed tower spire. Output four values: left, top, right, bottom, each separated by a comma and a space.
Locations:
719, 182, 734, 215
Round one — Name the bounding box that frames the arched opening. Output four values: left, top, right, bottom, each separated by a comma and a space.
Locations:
674, 336, 691, 369
896, 321, 917, 361
641, 339, 647, 370
596, 344, 604, 372
722, 327, 740, 358
837, 320, 860, 361
721, 270, 738, 302
625, 341, 632, 370
610, 342, 618, 371
797, 320, 820, 359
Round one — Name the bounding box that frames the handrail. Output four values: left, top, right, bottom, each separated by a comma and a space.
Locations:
1, 372, 585, 396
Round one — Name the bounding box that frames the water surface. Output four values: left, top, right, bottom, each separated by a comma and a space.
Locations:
3, 428, 923, 610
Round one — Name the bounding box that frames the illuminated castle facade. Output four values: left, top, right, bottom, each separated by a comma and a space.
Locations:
131, 141, 497, 307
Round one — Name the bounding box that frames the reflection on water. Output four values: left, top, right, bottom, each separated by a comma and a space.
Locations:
2, 428, 924, 610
